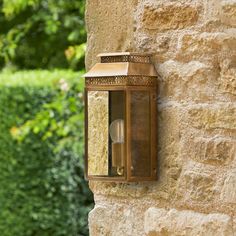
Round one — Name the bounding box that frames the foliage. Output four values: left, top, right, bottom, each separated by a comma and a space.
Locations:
0, 70, 93, 236
0, 0, 86, 70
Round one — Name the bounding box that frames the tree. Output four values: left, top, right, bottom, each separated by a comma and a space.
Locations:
0, 0, 86, 70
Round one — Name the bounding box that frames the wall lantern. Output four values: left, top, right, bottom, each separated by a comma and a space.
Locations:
84, 52, 157, 182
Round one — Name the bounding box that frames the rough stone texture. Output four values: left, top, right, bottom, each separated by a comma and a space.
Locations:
85, 0, 137, 69
188, 137, 235, 165
188, 105, 236, 130
86, 0, 236, 235
221, 169, 236, 204
142, 3, 200, 31
220, 0, 236, 26
144, 207, 233, 236
176, 161, 218, 203
89, 203, 146, 236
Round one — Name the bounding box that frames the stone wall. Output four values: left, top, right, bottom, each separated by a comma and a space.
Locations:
85, 0, 236, 235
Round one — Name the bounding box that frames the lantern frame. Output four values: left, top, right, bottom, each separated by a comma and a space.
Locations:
84, 52, 158, 182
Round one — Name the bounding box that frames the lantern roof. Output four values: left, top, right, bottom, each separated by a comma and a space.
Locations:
97, 52, 153, 57
84, 52, 157, 78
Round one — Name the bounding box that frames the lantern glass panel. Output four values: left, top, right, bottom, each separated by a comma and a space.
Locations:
87, 90, 125, 177
130, 90, 151, 177
109, 91, 125, 177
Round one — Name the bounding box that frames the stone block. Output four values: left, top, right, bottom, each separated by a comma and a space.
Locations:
176, 32, 232, 62
218, 52, 236, 97
188, 105, 236, 130
220, 0, 236, 26
176, 161, 217, 202
157, 60, 219, 102
144, 207, 233, 236
220, 169, 236, 204
189, 137, 235, 165
89, 205, 111, 236
157, 57, 236, 101
89, 204, 145, 236
142, 3, 199, 31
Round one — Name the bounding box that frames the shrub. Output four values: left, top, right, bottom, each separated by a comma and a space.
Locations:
0, 70, 93, 236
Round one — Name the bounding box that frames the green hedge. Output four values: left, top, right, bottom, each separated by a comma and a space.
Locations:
0, 70, 93, 236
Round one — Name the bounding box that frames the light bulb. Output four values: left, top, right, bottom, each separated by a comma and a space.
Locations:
109, 119, 124, 143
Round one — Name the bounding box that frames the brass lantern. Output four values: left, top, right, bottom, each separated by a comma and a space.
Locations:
84, 52, 157, 182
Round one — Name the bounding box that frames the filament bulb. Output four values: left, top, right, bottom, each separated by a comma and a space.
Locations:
109, 119, 124, 143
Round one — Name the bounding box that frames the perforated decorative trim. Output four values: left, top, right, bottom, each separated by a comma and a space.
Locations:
101, 55, 151, 64
86, 76, 156, 87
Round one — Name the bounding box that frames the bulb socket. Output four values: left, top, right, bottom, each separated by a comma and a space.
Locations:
112, 142, 124, 168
